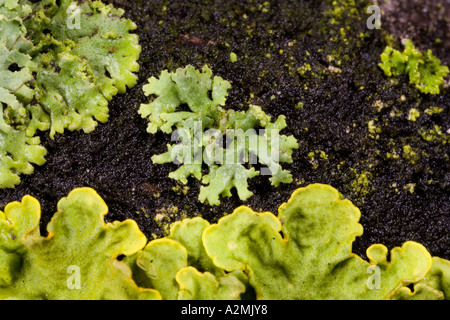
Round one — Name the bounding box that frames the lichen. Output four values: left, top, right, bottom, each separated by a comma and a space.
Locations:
407, 108, 420, 121
139, 65, 299, 206
229, 52, 238, 63
379, 39, 449, 94
419, 125, 448, 144
402, 144, 421, 164
424, 106, 443, 116
0, 188, 160, 299
0, 0, 141, 188
2, 185, 448, 300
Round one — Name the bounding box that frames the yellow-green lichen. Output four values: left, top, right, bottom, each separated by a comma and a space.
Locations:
229, 52, 238, 63
297, 63, 312, 76
372, 100, 385, 113
368, 119, 382, 139
1, 186, 449, 300
139, 65, 298, 206
350, 169, 373, 198
379, 39, 449, 95
419, 125, 448, 144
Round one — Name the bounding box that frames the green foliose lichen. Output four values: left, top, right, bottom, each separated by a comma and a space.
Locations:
0, 0, 141, 188
0, 188, 160, 299
139, 65, 299, 206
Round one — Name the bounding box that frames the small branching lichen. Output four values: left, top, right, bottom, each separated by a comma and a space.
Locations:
139, 65, 299, 206
379, 39, 449, 94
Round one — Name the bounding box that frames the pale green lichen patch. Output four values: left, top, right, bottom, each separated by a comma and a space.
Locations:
203, 184, 438, 300
350, 169, 373, 199
379, 39, 449, 94
402, 144, 421, 165
153, 206, 191, 235
372, 100, 385, 113
0, 15, 46, 188
0, 0, 141, 188
391, 257, 450, 300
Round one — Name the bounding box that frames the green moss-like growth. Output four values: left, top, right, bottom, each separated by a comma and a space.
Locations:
2, 185, 449, 300
379, 39, 449, 94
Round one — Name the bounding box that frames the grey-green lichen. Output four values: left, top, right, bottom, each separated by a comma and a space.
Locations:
0, 0, 141, 188
139, 65, 299, 206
